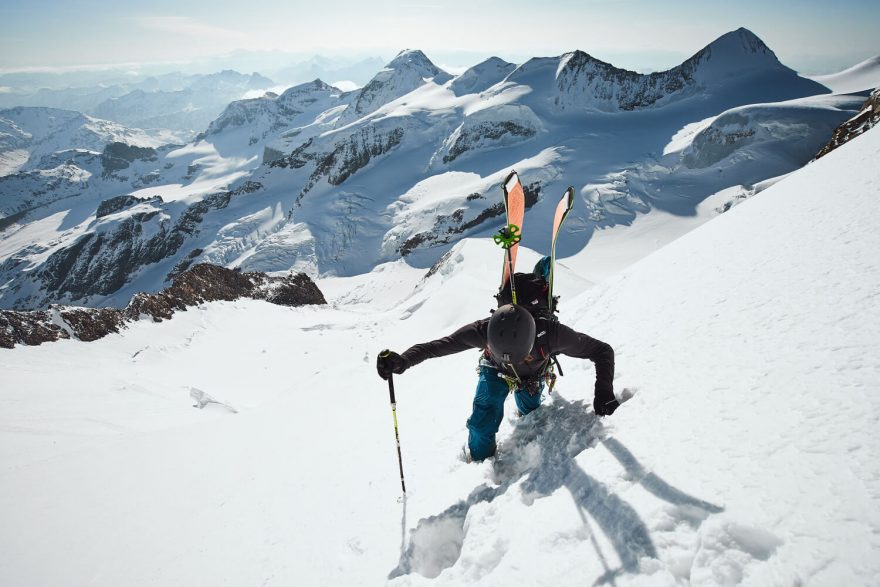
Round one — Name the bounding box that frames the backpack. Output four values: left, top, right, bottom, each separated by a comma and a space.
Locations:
494, 255, 560, 317
491, 260, 564, 389
494, 272, 553, 317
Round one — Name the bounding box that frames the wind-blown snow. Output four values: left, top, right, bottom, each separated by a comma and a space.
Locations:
1, 124, 878, 585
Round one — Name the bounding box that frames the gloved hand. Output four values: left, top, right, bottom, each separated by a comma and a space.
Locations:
377, 350, 408, 380
594, 393, 620, 416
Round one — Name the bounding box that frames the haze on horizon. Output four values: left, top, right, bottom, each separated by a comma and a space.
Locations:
1, 0, 878, 76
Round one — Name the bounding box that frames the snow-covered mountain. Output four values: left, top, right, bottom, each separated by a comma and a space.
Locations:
1, 115, 877, 586
0, 29, 870, 310
203, 79, 345, 157
90, 71, 275, 137
337, 49, 453, 124
449, 57, 516, 96
0, 106, 178, 177
0, 70, 278, 138
512, 28, 824, 114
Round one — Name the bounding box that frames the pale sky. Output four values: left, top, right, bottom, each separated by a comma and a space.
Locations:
1, 0, 877, 74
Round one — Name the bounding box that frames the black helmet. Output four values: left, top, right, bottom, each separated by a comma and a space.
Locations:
487, 304, 536, 364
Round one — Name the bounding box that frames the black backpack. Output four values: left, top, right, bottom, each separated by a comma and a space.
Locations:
494, 272, 555, 318
493, 271, 564, 388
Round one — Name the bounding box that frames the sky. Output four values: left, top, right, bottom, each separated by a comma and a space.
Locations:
0, 0, 878, 75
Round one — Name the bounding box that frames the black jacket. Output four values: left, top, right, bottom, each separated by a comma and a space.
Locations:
400, 318, 615, 400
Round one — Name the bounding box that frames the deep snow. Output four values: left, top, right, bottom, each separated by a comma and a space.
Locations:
1, 123, 878, 585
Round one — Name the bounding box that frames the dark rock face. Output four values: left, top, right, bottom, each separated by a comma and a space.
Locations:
0, 263, 326, 348
96, 194, 164, 218
814, 89, 880, 159
126, 263, 326, 320
272, 125, 405, 204
38, 191, 231, 302
555, 50, 700, 111
443, 121, 537, 164
101, 142, 158, 175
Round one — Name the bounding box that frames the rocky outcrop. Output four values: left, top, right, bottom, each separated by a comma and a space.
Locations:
37, 191, 232, 303
814, 89, 880, 159
0, 263, 326, 348
125, 263, 326, 320
96, 194, 164, 218
100, 142, 157, 175
554, 50, 700, 111
443, 123, 535, 163
440, 105, 542, 164
272, 124, 405, 203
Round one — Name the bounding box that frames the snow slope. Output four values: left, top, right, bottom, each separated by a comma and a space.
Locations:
0, 107, 176, 176
809, 55, 880, 94
1, 124, 878, 585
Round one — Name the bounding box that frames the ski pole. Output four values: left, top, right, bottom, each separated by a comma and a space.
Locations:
381, 363, 407, 495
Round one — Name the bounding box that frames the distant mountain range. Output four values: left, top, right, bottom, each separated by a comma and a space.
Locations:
0, 70, 275, 139
0, 54, 388, 136
0, 28, 877, 310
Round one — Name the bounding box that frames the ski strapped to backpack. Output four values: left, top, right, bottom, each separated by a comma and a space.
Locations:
496, 170, 525, 304
491, 172, 576, 394
549, 186, 574, 311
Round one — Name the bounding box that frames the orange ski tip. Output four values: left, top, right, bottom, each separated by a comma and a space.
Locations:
504, 171, 520, 193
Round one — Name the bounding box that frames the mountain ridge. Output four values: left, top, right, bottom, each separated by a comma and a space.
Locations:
0, 29, 865, 310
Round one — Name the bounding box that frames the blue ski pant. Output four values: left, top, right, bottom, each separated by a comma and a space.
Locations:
467, 366, 543, 461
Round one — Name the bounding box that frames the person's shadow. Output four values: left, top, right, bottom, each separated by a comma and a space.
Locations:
388, 393, 723, 582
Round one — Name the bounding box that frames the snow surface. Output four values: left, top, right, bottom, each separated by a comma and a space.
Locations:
809, 55, 880, 94
0, 106, 176, 177
1, 124, 878, 585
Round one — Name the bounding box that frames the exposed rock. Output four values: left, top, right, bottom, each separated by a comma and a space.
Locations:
57, 307, 127, 342
443, 121, 537, 164
38, 191, 231, 302
126, 263, 326, 319
272, 125, 405, 204
814, 89, 880, 159
100, 142, 157, 175
0, 263, 326, 348
96, 194, 164, 218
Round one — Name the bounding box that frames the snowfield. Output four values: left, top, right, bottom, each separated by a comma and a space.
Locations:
1, 119, 878, 586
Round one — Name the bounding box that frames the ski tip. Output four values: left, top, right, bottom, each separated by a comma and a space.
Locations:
503, 170, 520, 193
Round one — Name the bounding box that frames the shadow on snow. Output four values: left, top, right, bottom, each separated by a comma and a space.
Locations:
389, 393, 723, 582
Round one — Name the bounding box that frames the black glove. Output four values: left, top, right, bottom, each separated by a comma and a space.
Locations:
377, 350, 408, 380
594, 394, 620, 416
